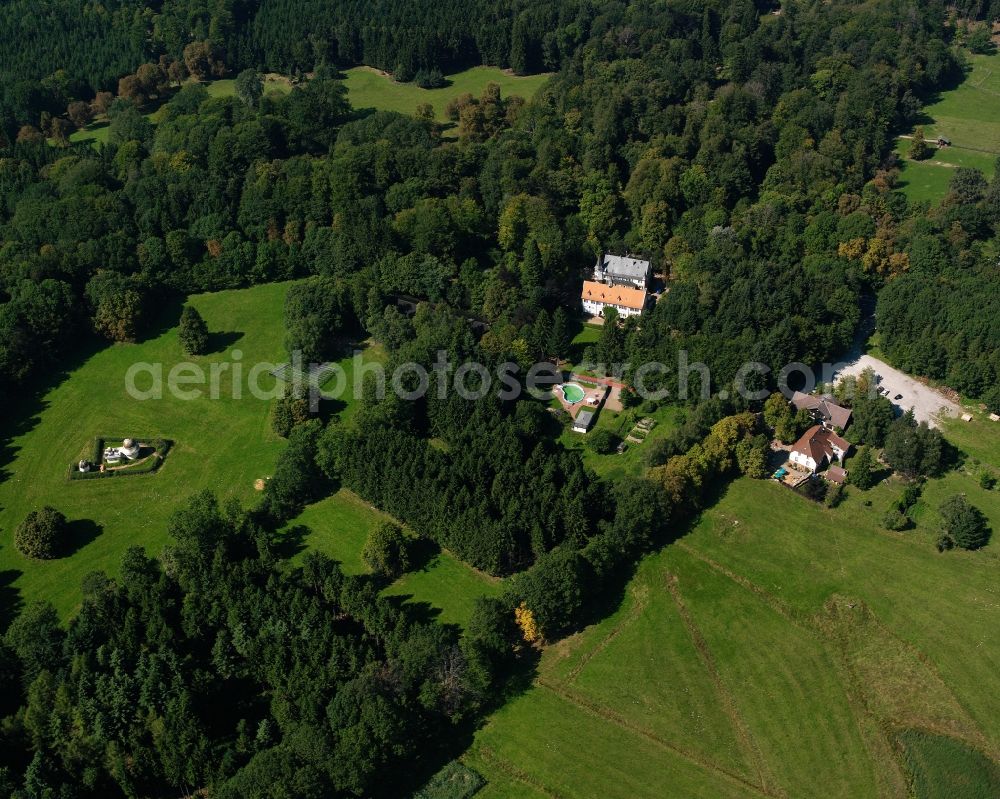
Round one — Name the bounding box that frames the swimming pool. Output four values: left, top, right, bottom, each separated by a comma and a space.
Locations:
560, 383, 586, 404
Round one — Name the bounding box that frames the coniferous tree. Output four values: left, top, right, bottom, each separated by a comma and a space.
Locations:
178, 306, 209, 356
849, 445, 876, 490
939, 495, 990, 550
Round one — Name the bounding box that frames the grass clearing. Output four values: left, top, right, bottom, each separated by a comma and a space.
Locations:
284, 488, 502, 627
386, 550, 502, 628
342, 66, 550, 122
0, 282, 292, 618
895, 50, 1000, 203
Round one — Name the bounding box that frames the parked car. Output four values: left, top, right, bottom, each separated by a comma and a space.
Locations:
894, 393, 903, 401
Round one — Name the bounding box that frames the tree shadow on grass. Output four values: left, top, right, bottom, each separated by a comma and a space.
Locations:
382, 594, 443, 626
273, 524, 311, 559
0, 567, 23, 634
63, 518, 104, 557
406, 537, 441, 573
205, 330, 244, 355
0, 334, 109, 487
314, 396, 347, 424
139, 292, 185, 341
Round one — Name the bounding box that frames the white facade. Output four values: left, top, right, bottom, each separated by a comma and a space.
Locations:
581, 298, 644, 318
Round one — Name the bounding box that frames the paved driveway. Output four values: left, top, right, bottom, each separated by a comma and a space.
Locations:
832, 354, 960, 427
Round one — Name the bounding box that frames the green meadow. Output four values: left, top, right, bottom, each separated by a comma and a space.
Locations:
341, 66, 550, 122
68, 66, 548, 146
0, 281, 497, 626
283, 489, 500, 628
464, 424, 1000, 797
895, 50, 1000, 203
0, 282, 292, 616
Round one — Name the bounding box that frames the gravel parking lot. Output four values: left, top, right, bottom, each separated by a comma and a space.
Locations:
832, 354, 960, 427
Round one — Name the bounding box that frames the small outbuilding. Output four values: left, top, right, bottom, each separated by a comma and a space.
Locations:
572, 410, 596, 434
824, 465, 848, 485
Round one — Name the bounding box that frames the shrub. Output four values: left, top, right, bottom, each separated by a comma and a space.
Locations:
899, 481, 923, 510
825, 483, 845, 508
412, 68, 446, 89
979, 471, 997, 491
587, 428, 619, 454
271, 396, 311, 438
15, 507, 67, 559
797, 476, 828, 503
938, 494, 991, 550
882, 508, 911, 531
361, 522, 412, 578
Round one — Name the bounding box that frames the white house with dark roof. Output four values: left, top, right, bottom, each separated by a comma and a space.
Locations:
594, 253, 651, 289
789, 425, 850, 472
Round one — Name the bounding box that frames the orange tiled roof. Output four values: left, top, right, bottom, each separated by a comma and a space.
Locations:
581, 280, 647, 311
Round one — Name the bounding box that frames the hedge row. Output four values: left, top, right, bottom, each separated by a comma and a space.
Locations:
68, 436, 173, 480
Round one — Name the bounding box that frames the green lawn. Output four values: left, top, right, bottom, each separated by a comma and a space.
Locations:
66, 67, 547, 148
895, 50, 1000, 203
386, 550, 502, 628
467, 420, 1000, 797
0, 282, 293, 617
894, 137, 996, 205
558, 402, 681, 480
204, 74, 294, 100
0, 282, 493, 630
342, 66, 550, 122
282, 488, 501, 628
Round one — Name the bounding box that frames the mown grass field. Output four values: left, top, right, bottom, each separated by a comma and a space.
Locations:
0, 282, 293, 617
0, 279, 494, 626
341, 66, 550, 122
895, 50, 1000, 203
464, 425, 1000, 797
283, 489, 500, 628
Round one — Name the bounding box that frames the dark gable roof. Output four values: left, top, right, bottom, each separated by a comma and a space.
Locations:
790, 391, 852, 429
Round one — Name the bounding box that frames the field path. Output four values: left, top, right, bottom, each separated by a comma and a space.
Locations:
663, 568, 786, 798
537, 678, 778, 799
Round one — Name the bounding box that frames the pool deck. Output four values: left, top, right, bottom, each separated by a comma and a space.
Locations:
554, 376, 610, 418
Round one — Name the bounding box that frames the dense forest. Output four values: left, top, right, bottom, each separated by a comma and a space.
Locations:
2, 0, 998, 795
0, 492, 501, 797
876, 166, 1000, 411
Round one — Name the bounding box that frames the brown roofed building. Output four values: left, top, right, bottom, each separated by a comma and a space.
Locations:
790, 390, 852, 430
789, 425, 851, 473
824, 465, 848, 485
